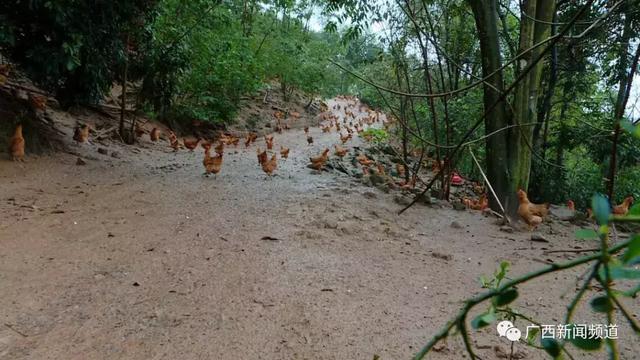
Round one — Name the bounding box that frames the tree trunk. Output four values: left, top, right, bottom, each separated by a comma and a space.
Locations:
467, 0, 513, 214
468, 0, 554, 216
607, 12, 640, 200
119, 34, 129, 142
512, 0, 555, 194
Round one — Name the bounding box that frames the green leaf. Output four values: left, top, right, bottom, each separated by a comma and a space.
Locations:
620, 283, 640, 298
526, 326, 539, 345
575, 229, 598, 240
571, 336, 602, 351
590, 296, 613, 313
622, 120, 640, 138
541, 338, 561, 357
471, 312, 496, 329
608, 265, 640, 279
591, 194, 611, 226
622, 236, 640, 265
629, 204, 640, 216
494, 288, 518, 306
495, 261, 510, 282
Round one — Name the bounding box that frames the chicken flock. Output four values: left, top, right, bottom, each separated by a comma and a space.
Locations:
5, 93, 635, 230
126, 95, 395, 180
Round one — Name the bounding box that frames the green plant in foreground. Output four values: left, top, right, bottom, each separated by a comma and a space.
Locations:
411, 123, 640, 360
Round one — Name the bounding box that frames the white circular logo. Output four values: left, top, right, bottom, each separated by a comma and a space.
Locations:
506, 327, 522, 342
497, 320, 514, 337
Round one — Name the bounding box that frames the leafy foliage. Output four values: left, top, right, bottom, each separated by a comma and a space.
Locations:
0, 0, 156, 107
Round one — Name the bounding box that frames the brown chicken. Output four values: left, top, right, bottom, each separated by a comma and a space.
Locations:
183, 138, 200, 151
525, 195, 550, 218
150, 127, 161, 141
220, 134, 239, 146
473, 182, 485, 195
0, 64, 11, 77
398, 175, 417, 190
169, 132, 181, 152
261, 153, 277, 176
257, 148, 268, 165
334, 144, 348, 158
396, 163, 405, 178
280, 146, 290, 159
517, 189, 545, 230
201, 139, 212, 150
73, 124, 90, 143
265, 135, 274, 150
215, 141, 225, 156
463, 194, 489, 211
9, 124, 25, 161
28, 93, 47, 111
245, 132, 258, 147
432, 159, 444, 173
340, 133, 351, 144
356, 154, 374, 167
171, 139, 182, 152
613, 196, 634, 215
306, 135, 313, 145
308, 160, 326, 170
375, 163, 386, 176
308, 149, 330, 170
310, 148, 330, 164
135, 123, 146, 138
203, 147, 223, 178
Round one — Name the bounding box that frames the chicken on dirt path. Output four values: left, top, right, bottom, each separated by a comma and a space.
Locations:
1, 97, 632, 360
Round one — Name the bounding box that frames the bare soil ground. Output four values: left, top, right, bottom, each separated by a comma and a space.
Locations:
0, 98, 638, 360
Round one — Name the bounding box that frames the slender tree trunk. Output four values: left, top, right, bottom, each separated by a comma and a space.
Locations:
467, 0, 513, 213
530, 4, 558, 198
533, 11, 558, 156
607, 19, 640, 199
119, 34, 129, 142
512, 0, 554, 193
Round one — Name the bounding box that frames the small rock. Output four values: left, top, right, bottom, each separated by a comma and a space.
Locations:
499, 226, 514, 233
394, 195, 411, 206
531, 233, 549, 242
493, 345, 508, 358
450, 221, 463, 229
76, 157, 87, 166
107, 232, 115, 238
363, 191, 377, 199
431, 252, 453, 261
323, 220, 339, 229
97, 147, 109, 155
375, 183, 390, 193
452, 201, 466, 211
94, 273, 106, 280
110, 151, 121, 159
340, 226, 357, 235
369, 173, 386, 186
416, 193, 432, 205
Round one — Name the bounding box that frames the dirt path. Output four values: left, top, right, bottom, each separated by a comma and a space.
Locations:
0, 99, 638, 359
